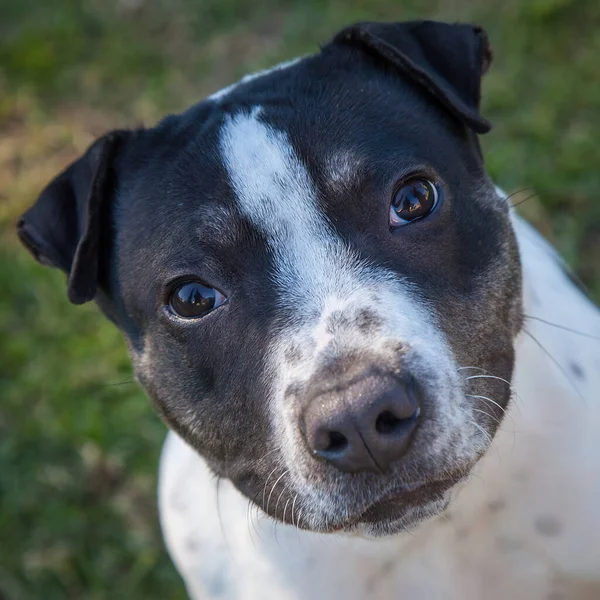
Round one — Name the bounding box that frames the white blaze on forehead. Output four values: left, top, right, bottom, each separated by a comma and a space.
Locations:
219, 108, 373, 308
218, 108, 463, 391
219, 110, 485, 519
218, 109, 458, 383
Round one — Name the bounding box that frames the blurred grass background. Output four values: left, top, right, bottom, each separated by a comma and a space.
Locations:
0, 0, 599, 598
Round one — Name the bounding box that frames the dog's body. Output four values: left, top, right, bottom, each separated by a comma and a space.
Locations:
17, 20, 600, 600
160, 215, 600, 600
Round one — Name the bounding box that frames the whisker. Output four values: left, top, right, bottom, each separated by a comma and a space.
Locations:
464, 373, 524, 406
469, 417, 492, 445
215, 476, 228, 543
455, 405, 500, 464
469, 394, 518, 455
247, 490, 263, 544
257, 446, 284, 462
464, 373, 513, 387
262, 465, 281, 508
271, 519, 281, 548
246, 499, 255, 545
274, 487, 288, 521
497, 187, 535, 207
465, 394, 519, 424
471, 407, 502, 426
271, 485, 290, 544
464, 468, 485, 484
294, 501, 305, 547
322, 513, 329, 535
254, 506, 263, 540
296, 508, 304, 533
460, 367, 522, 410
464, 374, 522, 406
282, 497, 292, 525
291, 493, 299, 530
465, 394, 507, 414
510, 191, 539, 208
266, 470, 289, 517
523, 328, 587, 404
524, 314, 600, 341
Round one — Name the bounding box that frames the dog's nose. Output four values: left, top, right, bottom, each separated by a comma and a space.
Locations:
302, 375, 420, 473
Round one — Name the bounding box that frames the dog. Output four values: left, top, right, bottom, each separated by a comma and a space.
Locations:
17, 19, 600, 600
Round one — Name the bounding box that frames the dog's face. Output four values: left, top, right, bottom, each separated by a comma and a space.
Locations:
18, 21, 523, 536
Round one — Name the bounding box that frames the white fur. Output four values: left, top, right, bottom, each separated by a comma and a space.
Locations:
218, 111, 483, 528
160, 205, 600, 599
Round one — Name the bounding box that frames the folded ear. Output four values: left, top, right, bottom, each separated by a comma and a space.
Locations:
333, 20, 493, 134
17, 129, 131, 304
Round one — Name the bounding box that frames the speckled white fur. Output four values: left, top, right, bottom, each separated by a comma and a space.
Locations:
159, 193, 600, 599
218, 111, 485, 528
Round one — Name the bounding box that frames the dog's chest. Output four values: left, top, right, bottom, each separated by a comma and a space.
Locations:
161, 418, 600, 600
159, 218, 600, 600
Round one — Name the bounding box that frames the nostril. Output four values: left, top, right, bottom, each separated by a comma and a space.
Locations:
375, 410, 403, 434
326, 431, 348, 452
375, 408, 419, 435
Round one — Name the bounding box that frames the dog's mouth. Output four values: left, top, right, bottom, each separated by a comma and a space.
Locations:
319, 475, 464, 534
358, 477, 457, 523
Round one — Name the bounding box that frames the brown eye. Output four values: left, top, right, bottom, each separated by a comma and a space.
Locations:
390, 178, 440, 227
169, 281, 226, 318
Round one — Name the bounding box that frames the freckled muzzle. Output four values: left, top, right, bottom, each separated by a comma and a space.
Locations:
269, 328, 493, 533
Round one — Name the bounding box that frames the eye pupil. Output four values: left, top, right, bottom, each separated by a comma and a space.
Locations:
390, 178, 438, 227
170, 282, 219, 318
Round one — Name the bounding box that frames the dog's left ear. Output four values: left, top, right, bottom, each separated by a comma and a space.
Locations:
17, 130, 132, 305
333, 20, 493, 134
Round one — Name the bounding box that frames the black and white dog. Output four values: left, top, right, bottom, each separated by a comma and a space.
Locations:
18, 20, 600, 600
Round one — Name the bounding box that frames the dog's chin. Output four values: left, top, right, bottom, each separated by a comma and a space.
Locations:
349, 493, 454, 537
313, 476, 463, 537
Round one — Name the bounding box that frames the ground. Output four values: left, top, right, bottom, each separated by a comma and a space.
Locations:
0, 0, 598, 598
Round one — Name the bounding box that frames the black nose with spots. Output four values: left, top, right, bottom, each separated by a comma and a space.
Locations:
302, 374, 420, 473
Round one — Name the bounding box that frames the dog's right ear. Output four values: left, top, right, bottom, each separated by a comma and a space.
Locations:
17, 130, 133, 305
333, 21, 493, 134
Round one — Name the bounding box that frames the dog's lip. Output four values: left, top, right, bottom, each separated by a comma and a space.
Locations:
321, 477, 461, 532
358, 477, 457, 524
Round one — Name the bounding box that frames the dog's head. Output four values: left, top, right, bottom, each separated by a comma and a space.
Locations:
18, 21, 523, 536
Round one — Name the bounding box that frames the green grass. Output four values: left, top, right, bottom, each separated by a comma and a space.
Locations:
1, 0, 599, 598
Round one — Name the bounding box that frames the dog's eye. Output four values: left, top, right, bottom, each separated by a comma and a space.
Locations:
169, 281, 226, 318
390, 178, 440, 227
